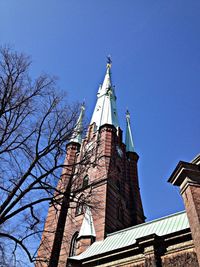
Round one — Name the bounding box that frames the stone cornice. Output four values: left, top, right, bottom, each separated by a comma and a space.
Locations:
168, 161, 200, 189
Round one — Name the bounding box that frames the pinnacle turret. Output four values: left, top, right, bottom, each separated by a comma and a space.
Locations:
125, 110, 135, 152
70, 104, 85, 144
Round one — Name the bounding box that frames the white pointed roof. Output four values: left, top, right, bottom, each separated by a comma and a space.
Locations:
125, 110, 135, 152
90, 63, 119, 129
70, 104, 85, 144
78, 206, 96, 238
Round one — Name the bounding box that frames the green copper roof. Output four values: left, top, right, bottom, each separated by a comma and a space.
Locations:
70, 211, 189, 261
70, 104, 85, 144
125, 110, 135, 152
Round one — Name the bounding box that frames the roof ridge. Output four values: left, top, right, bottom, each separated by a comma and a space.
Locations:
107, 210, 186, 236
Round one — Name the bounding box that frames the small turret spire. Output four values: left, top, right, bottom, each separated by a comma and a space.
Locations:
90, 57, 119, 129
78, 206, 96, 238
70, 104, 85, 144
125, 110, 135, 152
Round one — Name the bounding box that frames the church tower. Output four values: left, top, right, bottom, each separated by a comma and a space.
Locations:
36, 60, 145, 267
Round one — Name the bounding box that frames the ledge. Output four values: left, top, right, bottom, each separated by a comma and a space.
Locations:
168, 161, 200, 186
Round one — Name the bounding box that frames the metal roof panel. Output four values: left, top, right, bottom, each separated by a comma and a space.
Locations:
70, 210, 189, 261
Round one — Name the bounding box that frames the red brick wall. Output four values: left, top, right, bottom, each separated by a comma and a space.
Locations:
182, 184, 200, 264
37, 123, 145, 266
36, 143, 80, 266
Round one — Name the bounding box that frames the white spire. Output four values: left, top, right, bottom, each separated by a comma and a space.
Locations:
78, 206, 96, 238
125, 110, 135, 152
90, 58, 119, 130
70, 104, 85, 144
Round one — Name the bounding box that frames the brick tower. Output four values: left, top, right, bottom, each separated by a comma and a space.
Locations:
37, 60, 145, 267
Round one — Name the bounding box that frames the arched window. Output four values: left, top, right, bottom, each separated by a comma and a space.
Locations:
75, 194, 84, 216
82, 175, 89, 188
69, 231, 79, 256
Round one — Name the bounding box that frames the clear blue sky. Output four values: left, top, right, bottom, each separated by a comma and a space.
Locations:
1, 0, 200, 221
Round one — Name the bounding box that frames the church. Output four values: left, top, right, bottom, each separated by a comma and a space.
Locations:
36, 60, 200, 267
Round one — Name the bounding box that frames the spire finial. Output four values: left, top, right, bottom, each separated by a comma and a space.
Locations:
81, 101, 85, 112
126, 109, 130, 120
106, 55, 112, 69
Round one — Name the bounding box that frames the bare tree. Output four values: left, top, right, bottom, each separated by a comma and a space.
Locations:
0, 47, 99, 266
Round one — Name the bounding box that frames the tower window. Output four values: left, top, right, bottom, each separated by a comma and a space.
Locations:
75, 195, 84, 216
82, 175, 89, 188
69, 231, 79, 256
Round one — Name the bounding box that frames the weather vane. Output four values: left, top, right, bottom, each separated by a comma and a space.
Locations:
106, 55, 112, 68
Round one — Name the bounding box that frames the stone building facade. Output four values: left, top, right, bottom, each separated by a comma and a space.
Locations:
37, 61, 200, 267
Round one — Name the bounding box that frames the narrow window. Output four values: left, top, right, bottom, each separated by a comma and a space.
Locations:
75, 195, 84, 216
69, 231, 79, 256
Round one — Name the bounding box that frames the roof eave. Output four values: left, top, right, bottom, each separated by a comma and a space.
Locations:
168, 160, 200, 186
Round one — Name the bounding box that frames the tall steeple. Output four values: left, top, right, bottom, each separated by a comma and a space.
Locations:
37, 60, 145, 267
70, 104, 85, 144
125, 110, 135, 152
90, 57, 119, 130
